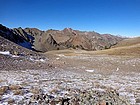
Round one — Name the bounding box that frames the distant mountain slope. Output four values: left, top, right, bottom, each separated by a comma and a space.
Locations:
113, 37, 140, 48
0, 24, 123, 52
90, 37, 140, 56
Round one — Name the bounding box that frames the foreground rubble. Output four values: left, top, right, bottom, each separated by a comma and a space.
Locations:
0, 68, 139, 105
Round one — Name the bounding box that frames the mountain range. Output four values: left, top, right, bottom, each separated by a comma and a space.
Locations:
0, 24, 123, 52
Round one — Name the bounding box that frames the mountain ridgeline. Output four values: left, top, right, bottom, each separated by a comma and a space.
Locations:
0, 24, 123, 52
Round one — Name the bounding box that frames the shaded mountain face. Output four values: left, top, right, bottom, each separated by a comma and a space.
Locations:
0, 24, 34, 50
0, 24, 123, 52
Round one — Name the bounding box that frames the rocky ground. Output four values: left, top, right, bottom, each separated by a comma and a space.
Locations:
0, 69, 132, 105
46, 50, 140, 105
0, 49, 140, 105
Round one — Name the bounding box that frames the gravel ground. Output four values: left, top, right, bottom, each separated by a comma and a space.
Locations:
0, 69, 133, 105
0, 49, 140, 105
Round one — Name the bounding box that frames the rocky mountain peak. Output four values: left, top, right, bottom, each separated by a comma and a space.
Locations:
0, 24, 124, 52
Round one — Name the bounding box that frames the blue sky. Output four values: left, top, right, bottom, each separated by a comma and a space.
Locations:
0, 0, 140, 37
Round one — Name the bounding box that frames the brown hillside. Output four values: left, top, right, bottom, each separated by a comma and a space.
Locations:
113, 37, 140, 48
0, 24, 123, 52
89, 37, 140, 56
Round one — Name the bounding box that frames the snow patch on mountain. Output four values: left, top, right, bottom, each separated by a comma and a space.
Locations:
0, 51, 10, 55
0, 51, 19, 57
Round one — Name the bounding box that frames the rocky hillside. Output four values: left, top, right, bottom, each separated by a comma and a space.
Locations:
0, 24, 34, 50
0, 24, 123, 52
